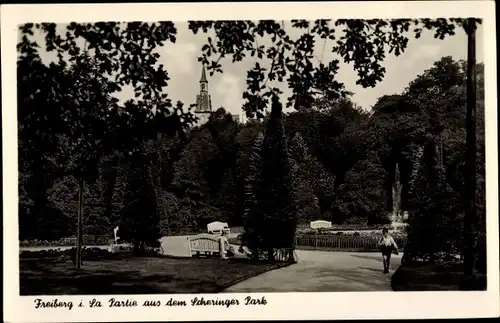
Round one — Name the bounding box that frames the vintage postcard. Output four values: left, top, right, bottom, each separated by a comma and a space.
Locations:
2, 1, 499, 322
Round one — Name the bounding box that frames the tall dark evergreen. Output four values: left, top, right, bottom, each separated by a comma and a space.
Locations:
241, 132, 264, 258
118, 144, 161, 252
253, 95, 297, 261
405, 142, 461, 263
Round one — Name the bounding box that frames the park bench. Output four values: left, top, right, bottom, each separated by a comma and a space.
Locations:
187, 234, 222, 257
310, 220, 333, 230
207, 221, 231, 235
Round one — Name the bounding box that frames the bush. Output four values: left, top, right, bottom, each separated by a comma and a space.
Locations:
19, 247, 125, 261
20, 235, 112, 247
20, 249, 67, 259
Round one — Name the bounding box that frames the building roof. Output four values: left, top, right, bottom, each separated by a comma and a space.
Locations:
200, 64, 208, 83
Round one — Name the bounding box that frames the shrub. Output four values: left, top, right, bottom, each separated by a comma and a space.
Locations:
20, 249, 66, 258
19, 247, 114, 261
20, 235, 112, 247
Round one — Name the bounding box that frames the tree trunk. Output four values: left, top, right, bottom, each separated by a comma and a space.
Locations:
463, 19, 477, 277
76, 176, 84, 269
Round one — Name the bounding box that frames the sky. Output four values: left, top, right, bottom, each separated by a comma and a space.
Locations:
27, 21, 484, 121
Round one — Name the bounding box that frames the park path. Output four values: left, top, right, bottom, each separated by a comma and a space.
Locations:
159, 236, 401, 292
223, 250, 401, 292
21, 236, 400, 292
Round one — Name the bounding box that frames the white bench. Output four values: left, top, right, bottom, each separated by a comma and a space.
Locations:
187, 234, 222, 257
310, 220, 333, 229
207, 221, 230, 235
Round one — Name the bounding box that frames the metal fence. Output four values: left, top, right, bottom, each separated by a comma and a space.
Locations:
228, 235, 407, 252
295, 235, 407, 252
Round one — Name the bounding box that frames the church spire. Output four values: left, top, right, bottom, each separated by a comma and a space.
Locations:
195, 63, 212, 116
200, 64, 208, 83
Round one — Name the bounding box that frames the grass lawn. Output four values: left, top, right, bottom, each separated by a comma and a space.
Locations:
20, 255, 290, 295
391, 262, 487, 291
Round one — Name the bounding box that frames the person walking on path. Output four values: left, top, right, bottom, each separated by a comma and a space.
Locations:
378, 227, 398, 274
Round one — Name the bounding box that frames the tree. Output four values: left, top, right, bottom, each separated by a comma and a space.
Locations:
169, 129, 220, 231
17, 41, 73, 241
253, 96, 297, 261
332, 152, 389, 225
234, 120, 265, 223
288, 132, 325, 222
17, 47, 119, 267
405, 142, 461, 263
398, 55, 486, 275
118, 144, 161, 252
241, 132, 264, 258
289, 160, 320, 224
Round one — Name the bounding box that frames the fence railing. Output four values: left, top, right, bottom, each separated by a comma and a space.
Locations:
295, 235, 407, 252
228, 235, 407, 252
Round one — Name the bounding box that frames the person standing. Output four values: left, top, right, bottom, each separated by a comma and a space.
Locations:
378, 227, 398, 273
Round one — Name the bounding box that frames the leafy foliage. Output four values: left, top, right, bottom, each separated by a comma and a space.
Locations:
289, 133, 321, 224
188, 19, 481, 118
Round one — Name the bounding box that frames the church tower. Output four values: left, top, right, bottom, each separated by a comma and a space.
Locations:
195, 64, 212, 125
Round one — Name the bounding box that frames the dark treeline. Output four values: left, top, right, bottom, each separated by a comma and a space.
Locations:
19, 50, 485, 267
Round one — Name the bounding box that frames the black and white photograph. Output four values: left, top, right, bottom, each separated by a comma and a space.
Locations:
2, 1, 499, 322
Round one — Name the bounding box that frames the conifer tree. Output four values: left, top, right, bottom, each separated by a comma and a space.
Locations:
118, 145, 161, 252
289, 133, 321, 223
405, 142, 460, 263
241, 132, 264, 259
253, 95, 297, 261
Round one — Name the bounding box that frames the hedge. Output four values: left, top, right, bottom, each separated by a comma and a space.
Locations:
19, 247, 114, 260
19, 246, 161, 260
20, 235, 113, 247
